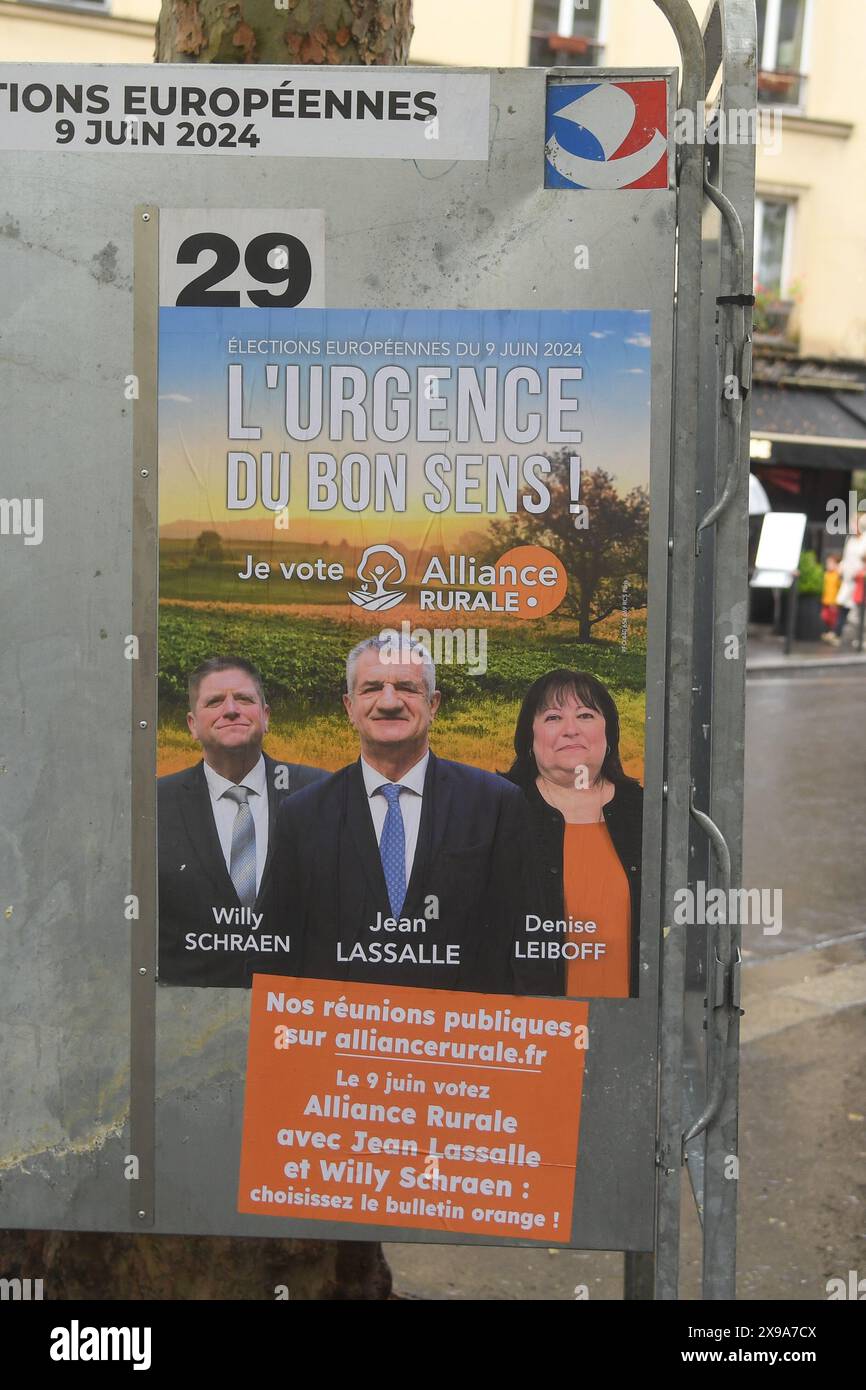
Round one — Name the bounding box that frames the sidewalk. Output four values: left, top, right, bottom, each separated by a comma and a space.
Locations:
746, 626, 866, 677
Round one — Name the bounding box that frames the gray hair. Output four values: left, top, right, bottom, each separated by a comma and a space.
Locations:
345, 634, 436, 698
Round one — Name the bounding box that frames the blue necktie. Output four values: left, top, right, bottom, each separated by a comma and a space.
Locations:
377, 783, 406, 918
223, 785, 257, 908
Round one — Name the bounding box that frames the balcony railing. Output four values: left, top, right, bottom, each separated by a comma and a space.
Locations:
757, 69, 807, 109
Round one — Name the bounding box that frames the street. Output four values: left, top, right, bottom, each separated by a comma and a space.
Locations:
744, 673, 866, 958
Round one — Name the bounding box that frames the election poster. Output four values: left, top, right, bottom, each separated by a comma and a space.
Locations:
156, 291, 652, 1006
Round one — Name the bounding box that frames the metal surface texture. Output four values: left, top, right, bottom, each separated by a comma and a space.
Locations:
0, 65, 677, 1250
698, 0, 755, 1301
652, 0, 755, 1302
651, 0, 707, 1301
683, 0, 755, 1301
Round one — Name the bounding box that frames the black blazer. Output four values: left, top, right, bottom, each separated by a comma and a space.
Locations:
504, 769, 644, 998
158, 752, 327, 988
273, 752, 541, 995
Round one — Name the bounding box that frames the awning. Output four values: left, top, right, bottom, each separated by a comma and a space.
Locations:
750, 370, 866, 472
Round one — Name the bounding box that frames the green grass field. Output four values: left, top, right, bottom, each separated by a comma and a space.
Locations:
160, 545, 350, 607
157, 596, 648, 781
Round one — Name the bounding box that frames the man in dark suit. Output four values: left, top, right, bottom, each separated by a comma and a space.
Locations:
158, 656, 325, 988
273, 636, 535, 994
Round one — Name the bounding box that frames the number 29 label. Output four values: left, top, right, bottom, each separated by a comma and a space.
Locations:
158, 209, 325, 309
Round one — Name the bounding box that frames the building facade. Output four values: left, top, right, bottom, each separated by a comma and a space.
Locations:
420, 0, 866, 368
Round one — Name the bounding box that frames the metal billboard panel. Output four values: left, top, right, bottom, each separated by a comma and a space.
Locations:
0, 64, 677, 1250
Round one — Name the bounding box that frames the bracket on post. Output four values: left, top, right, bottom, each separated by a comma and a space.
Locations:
682, 789, 742, 1157
695, 170, 753, 551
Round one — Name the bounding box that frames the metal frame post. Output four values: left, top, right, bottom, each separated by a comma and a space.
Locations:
687, 0, 756, 1300
130, 204, 160, 1231
638, 0, 756, 1302
650, 0, 707, 1302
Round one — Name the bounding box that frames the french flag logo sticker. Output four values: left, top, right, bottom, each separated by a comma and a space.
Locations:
545, 79, 670, 190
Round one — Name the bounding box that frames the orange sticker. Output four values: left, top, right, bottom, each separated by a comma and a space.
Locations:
238, 976, 589, 1242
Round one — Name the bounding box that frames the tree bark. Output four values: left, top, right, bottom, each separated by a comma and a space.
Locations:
0, 1229, 392, 1300
155, 0, 414, 66
0, 0, 413, 1305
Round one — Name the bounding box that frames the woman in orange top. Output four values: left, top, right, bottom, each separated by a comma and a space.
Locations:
505, 670, 643, 999
820, 553, 841, 637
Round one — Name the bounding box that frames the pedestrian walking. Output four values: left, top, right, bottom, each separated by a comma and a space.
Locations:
824, 515, 866, 645
820, 553, 841, 637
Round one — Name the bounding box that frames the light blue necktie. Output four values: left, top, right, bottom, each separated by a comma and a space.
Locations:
377, 783, 406, 918
223, 785, 256, 908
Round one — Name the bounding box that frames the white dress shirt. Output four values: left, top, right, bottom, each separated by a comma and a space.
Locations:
203, 754, 269, 898
361, 752, 429, 888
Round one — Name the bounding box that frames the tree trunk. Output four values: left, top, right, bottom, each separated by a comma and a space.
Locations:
0, 0, 413, 1305
0, 1229, 392, 1300
155, 0, 414, 65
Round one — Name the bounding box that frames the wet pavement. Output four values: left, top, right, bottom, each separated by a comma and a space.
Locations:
744, 674, 866, 958
747, 627, 866, 674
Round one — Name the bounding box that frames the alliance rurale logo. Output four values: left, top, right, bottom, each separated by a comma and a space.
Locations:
347, 541, 567, 616
347, 543, 408, 611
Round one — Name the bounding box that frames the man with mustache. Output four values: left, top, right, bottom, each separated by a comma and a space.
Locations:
273, 635, 535, 993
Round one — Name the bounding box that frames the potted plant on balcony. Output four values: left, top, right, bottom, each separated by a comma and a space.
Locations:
754, 281, 799, 342
541, 33, 592, 58
758, 70, 799, 102
795, 550, 824, 641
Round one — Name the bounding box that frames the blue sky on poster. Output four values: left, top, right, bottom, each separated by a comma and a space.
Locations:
158, 307, 651, 530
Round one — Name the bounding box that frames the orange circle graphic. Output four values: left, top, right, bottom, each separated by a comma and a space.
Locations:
491, 545, 568, 620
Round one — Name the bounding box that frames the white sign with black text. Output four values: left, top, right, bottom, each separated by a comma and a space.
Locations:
159, 210, 325, 310
0, 65, 490, 160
